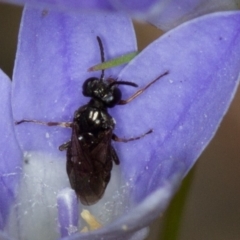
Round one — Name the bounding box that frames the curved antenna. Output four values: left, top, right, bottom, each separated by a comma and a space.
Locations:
109, 81, 138, 88
96, 36, 105, 80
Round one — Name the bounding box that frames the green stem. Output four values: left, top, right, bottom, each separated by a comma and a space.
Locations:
160, 167, 196, 240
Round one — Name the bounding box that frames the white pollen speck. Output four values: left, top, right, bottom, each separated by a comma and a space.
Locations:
89, 111, 93, 119
122, 225, 128, 230
92, 111, 99, 121
67, 225, 78, 235
45, 132, 50, 138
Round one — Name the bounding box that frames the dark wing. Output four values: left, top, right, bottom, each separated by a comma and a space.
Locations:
66, 122, 114, 205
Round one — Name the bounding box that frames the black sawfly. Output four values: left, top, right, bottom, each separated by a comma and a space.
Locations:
16, 36, 169, 205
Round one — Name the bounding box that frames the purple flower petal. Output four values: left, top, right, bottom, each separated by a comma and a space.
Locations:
0, 70, 22, 230
6, 152, 70, 239
12, 7, 136, 156
10, 6, 137, 240
114, 11, 240, 203
0, 231, 13, 240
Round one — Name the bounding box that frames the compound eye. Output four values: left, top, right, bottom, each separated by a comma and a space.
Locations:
106, 87, 122, 108
82, 77, 99, 97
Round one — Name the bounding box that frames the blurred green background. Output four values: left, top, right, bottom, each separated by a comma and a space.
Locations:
0, 3, 239, 240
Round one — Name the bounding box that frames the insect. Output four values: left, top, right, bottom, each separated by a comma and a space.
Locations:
16, 36, 169, 205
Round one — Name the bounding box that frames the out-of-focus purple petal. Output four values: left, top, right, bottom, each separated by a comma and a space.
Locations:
1, 0, 115, 12
110, 0, 237, 30
111, 11, 240, 203
109, 0, 158, 12
12, 7, 136, 157
147, 0, 237, 30
1, 0, 238, 30
0, 70, 22, 230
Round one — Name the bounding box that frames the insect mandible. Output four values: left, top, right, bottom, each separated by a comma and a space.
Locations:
16, 36, 169, 205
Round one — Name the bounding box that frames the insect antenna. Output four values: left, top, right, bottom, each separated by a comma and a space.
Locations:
96, 36, 105, 81
108, 81, 138, 88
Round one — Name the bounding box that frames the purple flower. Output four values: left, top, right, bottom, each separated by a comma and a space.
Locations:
0, 4, 240, 240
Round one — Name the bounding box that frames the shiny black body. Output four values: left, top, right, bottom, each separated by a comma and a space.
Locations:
61, 70, 143, 205
15, 36, 169, 205
62, 94, 120, 205
61, 72, 168, 204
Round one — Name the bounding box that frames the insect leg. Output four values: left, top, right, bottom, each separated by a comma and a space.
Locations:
112, 129, 152, 143
118, 71, 169, 105
15, 119, 72, 128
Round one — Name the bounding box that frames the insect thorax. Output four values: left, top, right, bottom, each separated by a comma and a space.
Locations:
74, 103, 115, 134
